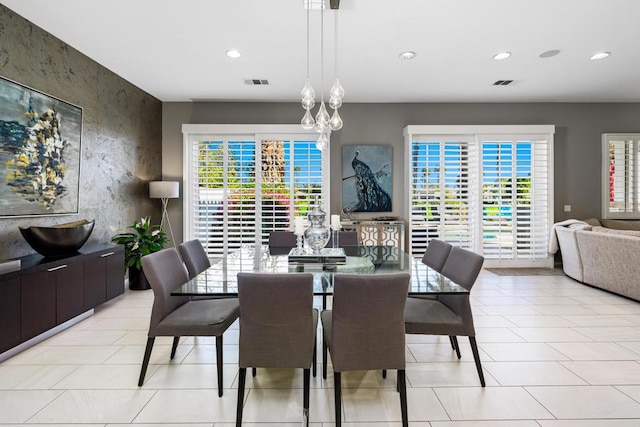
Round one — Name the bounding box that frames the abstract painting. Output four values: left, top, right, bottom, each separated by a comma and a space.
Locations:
342, 144, 392, 213
0, 75, 82, 217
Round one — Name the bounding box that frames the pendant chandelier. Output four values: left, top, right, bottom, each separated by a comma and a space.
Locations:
301, 0, 344, 151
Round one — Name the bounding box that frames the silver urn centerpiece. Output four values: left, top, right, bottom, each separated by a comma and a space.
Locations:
304, 199, 330, 254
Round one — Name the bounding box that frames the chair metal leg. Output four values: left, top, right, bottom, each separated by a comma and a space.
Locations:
216, 335, 224, 396
313, 337, 317, 377
170, 336, 180, 359
448, 335, 455, 349
398, 369, 408, 427
252, 367, 257, 377
138, 337, 155, 386
303, 368, 310, 427
382, 369, 387, 379
322, 335, 328, 379
333, 371, 342, 427
236, 367, 246, 427
451, 336, 461, 359
469, 336, 485, 387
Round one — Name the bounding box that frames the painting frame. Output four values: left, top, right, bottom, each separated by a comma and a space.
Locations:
342, 144, 393, 213
0, 75, 82, 218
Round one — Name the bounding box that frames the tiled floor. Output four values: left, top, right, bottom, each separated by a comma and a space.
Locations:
3, 270, 640, 426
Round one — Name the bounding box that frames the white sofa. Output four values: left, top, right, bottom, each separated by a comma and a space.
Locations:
555, 219, 640, 301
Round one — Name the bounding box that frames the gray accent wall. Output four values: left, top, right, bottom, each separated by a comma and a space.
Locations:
164, 101, 640, 244
0, 5, 162, 260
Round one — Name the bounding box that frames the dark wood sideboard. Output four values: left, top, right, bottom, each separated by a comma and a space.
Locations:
0, 243, 125, 357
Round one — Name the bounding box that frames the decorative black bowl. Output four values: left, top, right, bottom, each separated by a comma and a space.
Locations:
19, 219, 95, 257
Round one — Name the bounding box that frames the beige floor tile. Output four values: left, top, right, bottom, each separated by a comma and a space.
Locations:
561, 314, 637, 327
512, 327, 593, 342
434, 387, 553, 420
550, 342, 640, 360
340, 386, 449, 423
431, 422, 541, 427
52, 364, 158, 389
531, 305, 599, 315
474, 327, 527, 343
240, 387, 335, 423
235, 367, 325, 389
479, 343, 569, 361
141, 363, 238, 389
473, 296, 531, 305
73, 316, 150, 331
42, 329, 128, 345
0, 364, 78, 389
406, 362, 495, 387
538, 420, 640, 427
134, 389, 238, 423
560, 361, 640, 385
503, 315, 577, 328
574, 327, 640, 342
181, 343, 239, 364
0, 390, 63, 423
471, 315, 517, 328
475, 306, 541, 316
28, 389, 156, 423
526, 385, 640, 419
482, 361, 587, 386
615, 385, 640, 403
408, 343, 471, 363
588, 305, 640, 315
523, 296, 582, 305
20, 345, 123, 364
619, 342, 640, 355
103, 343, 191, 364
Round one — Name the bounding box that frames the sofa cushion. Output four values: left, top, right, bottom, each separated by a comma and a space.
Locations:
583, 218, 602, 227
591, 226, 640, 238
568, 223, 592, 231
600, 219, 640, 231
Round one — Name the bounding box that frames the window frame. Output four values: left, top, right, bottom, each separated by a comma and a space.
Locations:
602, 133, 640, 219
182, 124, 329, 256
404, 125, 555, 268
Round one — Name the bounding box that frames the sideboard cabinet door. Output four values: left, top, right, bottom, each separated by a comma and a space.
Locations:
21, 271, 56, 342
0, 278, 21, 353
105, 249, 125, 301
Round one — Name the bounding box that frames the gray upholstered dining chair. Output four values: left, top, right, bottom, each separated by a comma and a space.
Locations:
268, 231, 297, 255
138, 248, 240, 396
421, 238, 453, 271
178, 238, 210, 279
322, 273, 410, 427
405, 246, 486, 386
235, 272, 317, 427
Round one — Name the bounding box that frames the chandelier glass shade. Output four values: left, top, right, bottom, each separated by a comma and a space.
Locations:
300, 1, 344, 150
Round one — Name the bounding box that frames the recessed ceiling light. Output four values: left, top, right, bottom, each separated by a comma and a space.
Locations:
590, 51, 610, 60
493, 52, 511, 61
399, 51, 416, 60
539, 49, 560, 58
226, 49, 242, 59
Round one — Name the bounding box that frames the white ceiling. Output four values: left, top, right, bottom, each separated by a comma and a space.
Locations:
3, 0, 640, 103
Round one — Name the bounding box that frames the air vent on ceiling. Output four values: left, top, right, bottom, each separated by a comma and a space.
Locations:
244, 79, 270, 85
493, 80, 514, 86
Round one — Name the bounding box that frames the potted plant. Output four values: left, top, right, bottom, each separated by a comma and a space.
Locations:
111, 217, 169, 290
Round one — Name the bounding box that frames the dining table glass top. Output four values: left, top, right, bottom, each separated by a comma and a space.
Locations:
171, 245, 469, 297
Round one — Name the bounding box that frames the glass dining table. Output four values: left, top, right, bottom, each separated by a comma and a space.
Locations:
171, 245, 468, 304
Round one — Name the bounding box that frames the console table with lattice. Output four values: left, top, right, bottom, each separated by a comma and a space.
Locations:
340, 220, 405, 251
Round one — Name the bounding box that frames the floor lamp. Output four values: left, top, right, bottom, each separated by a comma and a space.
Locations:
149, 181, 179, 247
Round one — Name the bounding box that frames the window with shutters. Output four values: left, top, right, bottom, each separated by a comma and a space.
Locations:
404, 125, 554, 268
183, 125, 328, 260
602, 134, 640, 218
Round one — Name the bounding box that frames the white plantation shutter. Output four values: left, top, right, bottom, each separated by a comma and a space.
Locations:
603, 134, 640, 218
409, 136, 476, 255
481, 137, 550, 264
405, 125, 554, 268
183, 125, 327, 260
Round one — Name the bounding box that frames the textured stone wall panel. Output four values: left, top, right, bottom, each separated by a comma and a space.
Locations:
0, 5, 162, 259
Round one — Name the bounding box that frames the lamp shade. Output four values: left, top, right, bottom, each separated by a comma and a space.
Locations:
149, 181, 179, 199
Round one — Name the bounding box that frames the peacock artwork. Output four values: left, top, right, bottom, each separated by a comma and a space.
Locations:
0, 76, 82, 217
342, 145, 392, 213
